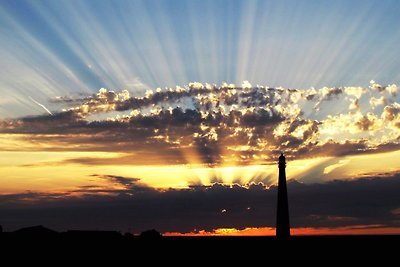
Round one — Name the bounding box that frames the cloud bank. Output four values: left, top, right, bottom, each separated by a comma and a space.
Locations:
1, 173, 399, 233
1, 81, 399, 166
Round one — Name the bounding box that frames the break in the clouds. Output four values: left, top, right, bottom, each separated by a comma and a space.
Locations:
1, 173, 399, 233
1, 81, 400, 166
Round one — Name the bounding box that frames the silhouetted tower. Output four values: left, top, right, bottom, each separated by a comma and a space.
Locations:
276, 153, 290, 238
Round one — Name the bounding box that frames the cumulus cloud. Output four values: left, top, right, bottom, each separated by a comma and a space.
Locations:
0, 173, 399, 232
1, 81, 399, 165
381, 103, 400, 132
320, 86, 343, 100
242, 80, 252, 89
370, 96, 386, 109
386, 84, 398, 97
370, 80, 385, 92
355, 112, 379, 132
344, 86, 366, 99
382, 103, 400, 122
349, 98, 360, 110
370, 80, 398, 96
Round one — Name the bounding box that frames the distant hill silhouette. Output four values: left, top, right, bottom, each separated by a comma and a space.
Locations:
14, 225, 57, 235
13, 225, 58, 239
139, 229, 162, 238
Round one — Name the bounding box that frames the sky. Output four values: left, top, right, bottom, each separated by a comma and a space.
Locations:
0, 0, 400, 235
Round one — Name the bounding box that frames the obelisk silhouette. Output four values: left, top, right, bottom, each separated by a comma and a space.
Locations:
276, 153, 290, 238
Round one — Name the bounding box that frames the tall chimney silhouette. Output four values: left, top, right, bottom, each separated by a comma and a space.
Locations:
276, 153, 290, 238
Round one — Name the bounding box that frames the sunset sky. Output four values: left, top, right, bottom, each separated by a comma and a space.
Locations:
1, 0, 400, 235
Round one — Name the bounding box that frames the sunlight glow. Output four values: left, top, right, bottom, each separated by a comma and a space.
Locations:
164, 225, 400, 236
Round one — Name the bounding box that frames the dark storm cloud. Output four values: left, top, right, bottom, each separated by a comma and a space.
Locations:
288, 174, 400, 228
0, 173, 399, 232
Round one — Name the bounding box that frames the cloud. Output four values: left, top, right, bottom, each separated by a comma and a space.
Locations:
355, 112, 379, 132
310, 86, 343, 111
370, 80, 398, 96
1, 82, 399, 165
386, 84, 398, 97
305, 88, 317, 100
1, 173, 399, 232
241, 80, 252, 89
382, 103, 400, 122
344, 86, 366, 99
349, 98, 360, 110
320, 87, 343, 100
370, 80, 385, 92
370, 96, 386, 109
91, 174, 140, 188
297, 139, 369, 157
381, 103, 400, 133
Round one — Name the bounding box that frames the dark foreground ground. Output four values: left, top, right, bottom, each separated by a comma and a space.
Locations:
1, 227, 398, 262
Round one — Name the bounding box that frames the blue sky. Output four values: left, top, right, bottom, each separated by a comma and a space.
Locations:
1, 0, 400, 117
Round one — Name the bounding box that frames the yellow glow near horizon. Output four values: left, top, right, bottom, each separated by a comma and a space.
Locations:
1, 136, 400, 194
0, 147, 328, 194
321, 150, 400, 180
0, 151, 125, 193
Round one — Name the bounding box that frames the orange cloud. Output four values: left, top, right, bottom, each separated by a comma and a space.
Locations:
1, 82, 400, 168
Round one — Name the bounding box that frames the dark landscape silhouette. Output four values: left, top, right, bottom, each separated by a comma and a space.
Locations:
0, 154, 399, 257
1, 224, 399, 257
